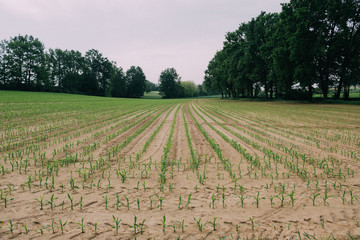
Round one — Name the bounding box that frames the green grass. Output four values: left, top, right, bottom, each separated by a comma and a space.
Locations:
141, 91, 162, 99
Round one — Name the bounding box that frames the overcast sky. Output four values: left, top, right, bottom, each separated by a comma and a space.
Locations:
0, 0, 288, 84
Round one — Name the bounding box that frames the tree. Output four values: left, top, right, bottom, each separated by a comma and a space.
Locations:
111, 66, 127, 97
126, 66, 146, 98
2, 35, 47, 90
145, 80, 157, 93
48, 48, 86, 92
159, 68, 183, 98
181, 81, 198, 97
84, 49, 113, 96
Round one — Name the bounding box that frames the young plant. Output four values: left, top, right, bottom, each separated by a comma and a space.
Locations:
251, 192, 265, 208
68, 193, 74, 210
47, 194, 58, 210
249, 217, 255, 231
194, 218, 206, 232
207, 217, 217, 231
176, 219, 187, 233
349, 189, 359, 204
309, 193, 320, 206
60, 183, 65, 193
233, 193, 246, 207
112, 216, 122, 234
79, 196, 83, 210
162, 215, 166, 233
2, 194, 14, 208
149, 196, 153, 209
35, 194, 45, 210
210, 193, 216, 209
168, 223, 176, 233
277, 193, 286, 207
185, 193, 192, 208
59, 219, 67, 234
103, 195, 108, 210
119, 169, 127, 183
23, 225, 29, 234
122, 195, 130, 210
115, 194, 121, 210
222, 193, 226, 208
156, 195, 164, 210
322, 189, 334, 206
9, 220, 14, 233
77, 217, 85, 233
178, 194, 182, 209
137, 198, 140, 210
94, 222, 98, 234
288, 190, 295, 206
48, 219, 56, 234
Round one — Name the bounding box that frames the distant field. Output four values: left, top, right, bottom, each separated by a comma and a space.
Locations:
313, 88, 360, 99
141, 91, 162, 99
0, 91, 359, 239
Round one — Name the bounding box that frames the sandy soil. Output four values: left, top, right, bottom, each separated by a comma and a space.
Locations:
0, 100, 360, 239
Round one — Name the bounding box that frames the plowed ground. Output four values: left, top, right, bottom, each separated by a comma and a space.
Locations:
0, 93, 360, 239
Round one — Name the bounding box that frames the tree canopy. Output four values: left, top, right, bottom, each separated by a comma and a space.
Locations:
0, 35, 149, 98
204, 0, 360, 100
158, 68, 183, 98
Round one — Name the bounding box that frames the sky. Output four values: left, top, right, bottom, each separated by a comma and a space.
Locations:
0, 0, 289, 84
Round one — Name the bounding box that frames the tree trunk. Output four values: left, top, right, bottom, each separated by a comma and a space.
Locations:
344, 85, 350, 100
308, 84, 313, 101
335, 78, 342, 99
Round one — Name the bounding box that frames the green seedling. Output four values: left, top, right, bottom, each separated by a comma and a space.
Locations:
251, 192, 265, 208
115, 194, 120, 210
47, 194, 58, 210
309, 193, 320, 206
35, 194, 45, 210
94, 222, 98, 234
48, 219, 56, 234
208, 217, 217, 231
2, 194, 14, 208
176, 219, 187, 233
23, 225, 29, 234
112, 216, 122, 234
322, 189, 334, 205
77, 217, 85, 233
103, 195, 108, 210
210, 194, 216, 209
79, 196, 83, 210
168, 223, 176, 233
185, 193, 192, 207
156, 195, 164, 210
68, 193, 74, 210
59, 219, 67, 234
222, 193, 226, 208
9, 220, 14, 233
349, 189, 359, 204
249, 217, 255, 231
162, 215, 166, 233
194, 218, 206, 232
233, 193, 246, 207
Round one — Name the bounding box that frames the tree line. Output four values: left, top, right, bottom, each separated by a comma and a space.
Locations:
204, 0, 360, 100
158, 68, 207, 98
0, 35, 151, 98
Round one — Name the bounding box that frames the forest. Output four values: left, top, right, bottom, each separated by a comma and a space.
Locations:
204, 0, 359, 100
0, 35, 206, 99
0, 35, 157, 98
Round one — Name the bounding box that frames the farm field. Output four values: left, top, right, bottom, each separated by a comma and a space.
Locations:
0, 91, 360, 239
